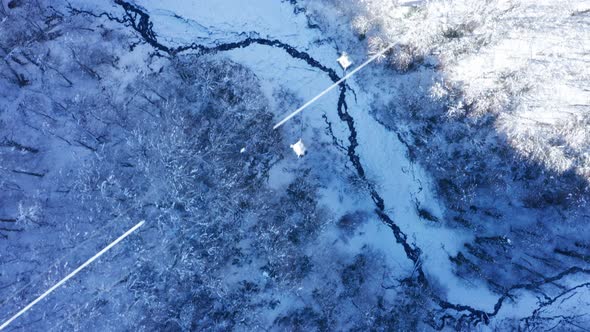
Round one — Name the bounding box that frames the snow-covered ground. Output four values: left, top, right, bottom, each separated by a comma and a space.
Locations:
2, 0, 589, 330
130, 0, 501, 311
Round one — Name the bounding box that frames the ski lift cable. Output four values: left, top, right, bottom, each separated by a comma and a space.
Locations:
0, 42, 396, 331
47, 229, 202, 332
0, 205, 139, 310
0, 220, 145, 331
273, 43, 395, 130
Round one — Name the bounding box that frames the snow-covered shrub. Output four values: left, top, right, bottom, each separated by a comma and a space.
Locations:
296, 3, 590, 324
333, 0, 590, 211
348, 0, 508, 70
337, 210, 368, 238
2, 2, 429, 329
16, 200, 41, 224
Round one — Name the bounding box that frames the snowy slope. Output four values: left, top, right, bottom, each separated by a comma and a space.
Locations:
3, 0, 588, 330
129, 0, 500, 311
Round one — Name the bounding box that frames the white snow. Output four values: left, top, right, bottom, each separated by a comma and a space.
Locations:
24, 0, 587, 328
133, 0, 504, 315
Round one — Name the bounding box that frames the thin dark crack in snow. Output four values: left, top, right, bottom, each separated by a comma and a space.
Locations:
70, 1, 590, 330
522, 280, 590, 329
321, 113, 347, 153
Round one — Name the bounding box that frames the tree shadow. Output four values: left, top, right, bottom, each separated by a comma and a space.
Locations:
374, 64, 590, 317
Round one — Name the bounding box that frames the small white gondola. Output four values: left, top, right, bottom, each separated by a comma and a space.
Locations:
337, 52, 353, 70
290, 139, 306, 157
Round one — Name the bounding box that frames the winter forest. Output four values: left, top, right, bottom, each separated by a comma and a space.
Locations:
0, 0, 589, 331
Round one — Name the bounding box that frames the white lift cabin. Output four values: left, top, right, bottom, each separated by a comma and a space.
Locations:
337, 52, 353, 70
290, 139, 306, 158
